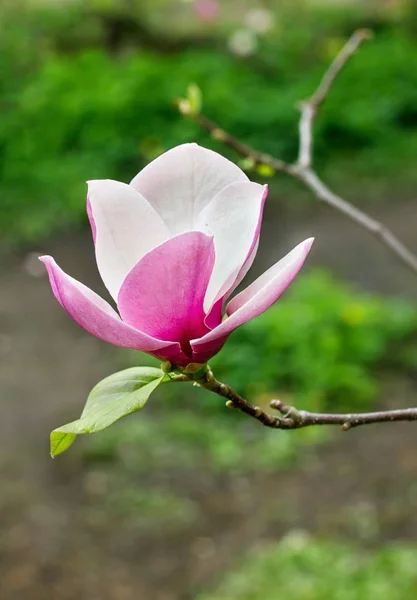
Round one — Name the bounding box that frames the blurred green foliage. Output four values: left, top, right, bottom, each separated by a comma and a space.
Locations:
198, 533, 417, 600
82, 271, 417, 474
84, 479, 199, 532
2, 1, 417, 243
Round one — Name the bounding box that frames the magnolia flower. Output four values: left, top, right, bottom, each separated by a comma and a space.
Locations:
41, 144, 313, 367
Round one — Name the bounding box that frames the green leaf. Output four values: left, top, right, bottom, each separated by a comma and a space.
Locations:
186, 83, 203, 115
50, 367, 166, 457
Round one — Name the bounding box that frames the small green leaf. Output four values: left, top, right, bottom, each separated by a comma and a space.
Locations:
50, 367, 166, 457
186, 83, 203, 115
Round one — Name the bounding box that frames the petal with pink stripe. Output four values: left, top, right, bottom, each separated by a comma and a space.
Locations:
191, 238, 314, 360
40, 256, 180, 360
118, 231, 215, 358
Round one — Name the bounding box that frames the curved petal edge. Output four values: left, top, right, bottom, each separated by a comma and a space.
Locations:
39, 256, 181, 360
200, 181, 268, 313
130, 143, 249, 235
87, 179, 170, 301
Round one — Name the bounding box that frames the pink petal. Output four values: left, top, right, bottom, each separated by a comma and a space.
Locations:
204, 297, 223, 330
117, 232, 215, 358
191, 238, 314, 360
40, 256, 180, 360
198, 182, 267, 312
226, 238, 314, 315
87, 180, 170, 301
130, 143, 248, 235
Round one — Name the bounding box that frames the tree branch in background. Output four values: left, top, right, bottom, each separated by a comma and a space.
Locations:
297, 29, 372, 168
187, 368, 417, 431
178, 29, 417, 276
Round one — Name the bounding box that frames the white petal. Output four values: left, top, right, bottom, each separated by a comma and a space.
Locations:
130, 143, 248, 235
87, 180, 170, 300
197, 181, 267, 312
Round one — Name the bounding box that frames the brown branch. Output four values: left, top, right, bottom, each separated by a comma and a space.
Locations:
187, 368, 417, 431
183, 112, 293, 175
194, 368, 282, 428
176, 110, 293, 175
178, 29, 417, 277
269, 400, 417, 430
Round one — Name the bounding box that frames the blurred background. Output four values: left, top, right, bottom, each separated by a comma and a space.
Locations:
1, 0, 417, 598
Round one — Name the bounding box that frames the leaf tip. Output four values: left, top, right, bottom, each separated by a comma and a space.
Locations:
50, 430, 77, 458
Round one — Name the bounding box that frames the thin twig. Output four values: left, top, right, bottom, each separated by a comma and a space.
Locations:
180, 112, 293, 175
295, 168, 417, 273
270, 400, 417, 430
190, 367, 282, 428
297, 29, 371, 169
310, 29, 373, 109
187, 368, 417, 431
179, 29, 417, 277
185, 112, 292, 174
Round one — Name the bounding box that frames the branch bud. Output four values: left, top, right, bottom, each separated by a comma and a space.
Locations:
211, 128, 227, 142
177, 98, 192, 116
161, 361, 172, 373
183, 362, 209, 380
238, 157, 256, 171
